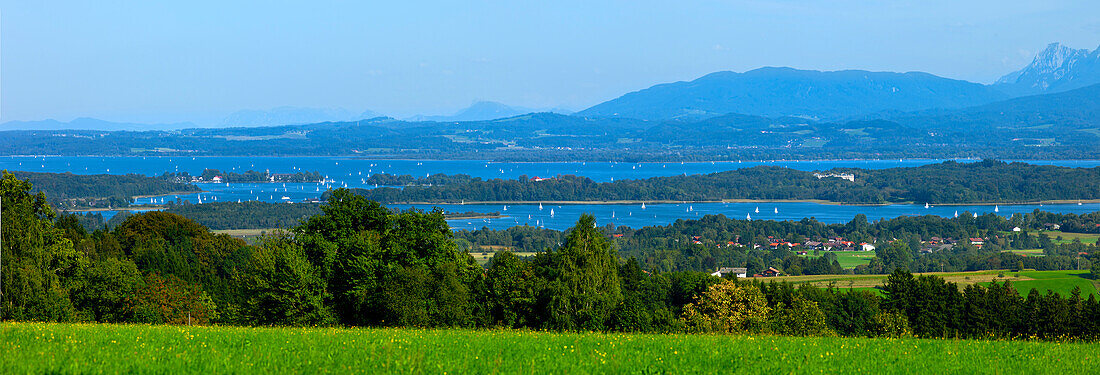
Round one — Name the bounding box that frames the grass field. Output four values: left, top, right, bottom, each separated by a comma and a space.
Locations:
2, 322, 1098, 374
765, 270, 1099, 298
1003, 248, 1045, 257
1032, 231, 1099, 244
468, 251, 538, 265
212, 228, 284, 240
798, 251, 876, 269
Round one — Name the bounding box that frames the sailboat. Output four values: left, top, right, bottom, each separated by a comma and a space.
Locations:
994, 205, 1000, 213
746, 213, 752, 220
924, 203, 930, 209
774, 207, 778, 214
612, 211, 616, 218
973, 213, 978, 218
641, 202, 646, 209
1078, 201, 1083, 206
502, 205, 508, 211
754, 207, 759, 213
550, 209, 555, 217
954, 210, 959, 218
689, 205, 693, 212
539, 203, 544, 210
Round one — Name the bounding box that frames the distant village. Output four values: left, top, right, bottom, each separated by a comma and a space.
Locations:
159, 169, 325, 184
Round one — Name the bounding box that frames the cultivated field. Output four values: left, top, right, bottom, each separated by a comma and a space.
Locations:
2, 322, 1097, 374
468, 250, 538, 265
1032, 231, 1100, 244
798, 251, 876, 268
764, 270, 1099, 297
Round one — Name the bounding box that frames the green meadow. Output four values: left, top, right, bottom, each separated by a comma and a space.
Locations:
1034, 231, 1100, 244
2, 322, 1097, 374
797, 251, 876, 269
768, 270, 1099, 298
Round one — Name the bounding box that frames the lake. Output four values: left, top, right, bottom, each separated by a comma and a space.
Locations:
6, 156, 1099, 230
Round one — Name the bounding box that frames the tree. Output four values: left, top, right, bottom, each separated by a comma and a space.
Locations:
1091, 258, 1099, 280
297, 190, 477, 327
769, 297, 832, 336
1, 171, 85, 321
127, 273, 218, 325
71, 257, 143, 322
876, 241, 912, 272
681, 280, 770, 333
540, 214, 622, 330
237, 235, 334, 326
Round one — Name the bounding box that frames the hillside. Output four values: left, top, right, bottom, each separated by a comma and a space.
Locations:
346, 160, 1100, 204
578, 67, 1008, 120
995, 42, 1100, 96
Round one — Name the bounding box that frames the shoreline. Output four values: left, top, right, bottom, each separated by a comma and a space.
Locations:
132, 190, 206, 199
385, 198, 1100, 207
62, 205, 166, 212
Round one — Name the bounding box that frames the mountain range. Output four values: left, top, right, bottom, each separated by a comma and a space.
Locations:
577, 67, 1009, 120
3, 42, 1098, 131
994, 42, 1100, 96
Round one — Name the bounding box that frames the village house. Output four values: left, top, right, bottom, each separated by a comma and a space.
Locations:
761, 267, 782, 277
710, 267, 748, 278
969, 237, 985, 249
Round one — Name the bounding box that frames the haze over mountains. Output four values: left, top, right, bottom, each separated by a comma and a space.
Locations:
994, 43, 1100, 96
577, 67, 1009, 121
3, 42, 1098, 132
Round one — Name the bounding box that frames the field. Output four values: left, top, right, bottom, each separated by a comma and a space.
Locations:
212, 228, 284, 240
764, 270, 1099, 298
1003, 249, 1045, 257
1032, 231, 1099, 244
798, 251, 875, 269
468, 250, 538, 265
2, 322, 1098, 374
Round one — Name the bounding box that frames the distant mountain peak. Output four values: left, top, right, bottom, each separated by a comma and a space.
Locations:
579, 67, 1006, 120
995, 42, 1100, 95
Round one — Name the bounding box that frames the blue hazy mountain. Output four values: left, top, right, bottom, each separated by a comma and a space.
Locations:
0, 117, 195, 131
578, 67, 1009, 120
892, 82, 1100, 130
408, 101, 539, 122
220, 106, 384, 127
994, 42, 1100, 96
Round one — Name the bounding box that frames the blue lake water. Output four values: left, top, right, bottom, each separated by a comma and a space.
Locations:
7, 156, 1098, 231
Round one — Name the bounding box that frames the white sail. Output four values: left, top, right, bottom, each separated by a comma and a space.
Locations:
550, 209, 555, 217
774, 207, 778, 214
954, 210, 959, 218
754, 207, 759, 213
539, 203, 544, 210
746, 213, 752, 220
641, 202, 646, 209
994, 205, 1000, 212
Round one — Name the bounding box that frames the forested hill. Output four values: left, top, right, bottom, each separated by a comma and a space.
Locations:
7, 170, 199, 209
341, 160, 1100, 204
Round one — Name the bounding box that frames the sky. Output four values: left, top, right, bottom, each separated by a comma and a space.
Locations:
2, 0, 1100, 125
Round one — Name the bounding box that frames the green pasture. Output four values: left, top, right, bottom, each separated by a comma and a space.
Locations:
2, 322, 1097, 374
1034, 231, 1099, 244
768, 270, 1099, 298
798, 251, 876, 269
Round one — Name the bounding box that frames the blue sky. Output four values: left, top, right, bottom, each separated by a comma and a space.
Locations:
2, 1, 1099, 125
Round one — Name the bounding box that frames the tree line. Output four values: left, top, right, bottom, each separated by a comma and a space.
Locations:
8, 170, 199, 209
343, 160, 1100, 205
3, 173, 1099, 340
